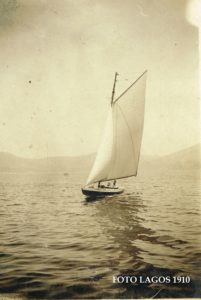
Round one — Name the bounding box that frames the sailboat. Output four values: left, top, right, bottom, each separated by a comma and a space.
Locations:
82, 70, 147, 198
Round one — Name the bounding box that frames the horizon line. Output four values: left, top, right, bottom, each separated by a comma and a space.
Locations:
0, 143, 199, 160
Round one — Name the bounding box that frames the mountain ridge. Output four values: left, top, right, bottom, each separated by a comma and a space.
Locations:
0, 144, 200, 173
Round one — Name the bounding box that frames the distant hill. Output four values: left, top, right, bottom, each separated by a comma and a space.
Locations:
0, 152, 95, 173
0, 144, 200, 173
140, 144, 200, 171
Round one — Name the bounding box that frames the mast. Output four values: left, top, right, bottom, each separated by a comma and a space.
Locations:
111, 72, 118, 185
111, 72, 119, 105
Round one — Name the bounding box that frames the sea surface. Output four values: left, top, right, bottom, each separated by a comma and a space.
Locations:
0, 170, 200, 299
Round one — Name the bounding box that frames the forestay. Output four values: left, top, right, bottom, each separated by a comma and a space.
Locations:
86, 71, 147, 185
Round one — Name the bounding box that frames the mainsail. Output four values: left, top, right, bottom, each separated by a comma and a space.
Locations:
86, 71, 147, 185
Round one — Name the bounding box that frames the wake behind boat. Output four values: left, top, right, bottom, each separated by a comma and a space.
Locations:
82, 70, 147, 198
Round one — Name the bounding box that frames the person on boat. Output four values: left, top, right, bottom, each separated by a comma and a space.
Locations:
107, 182, 110, 187
98, 181, 104, 188
113, 180, 116, 187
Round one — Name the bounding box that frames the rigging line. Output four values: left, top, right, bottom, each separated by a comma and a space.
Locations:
114, 70, 147, 104
117, 104, 137, 168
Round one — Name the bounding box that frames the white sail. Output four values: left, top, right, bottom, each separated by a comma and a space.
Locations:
86, 71, 147, 185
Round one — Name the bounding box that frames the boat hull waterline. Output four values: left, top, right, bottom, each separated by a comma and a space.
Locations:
82, 186, 124, 198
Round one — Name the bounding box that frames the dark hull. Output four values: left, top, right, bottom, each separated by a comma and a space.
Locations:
82, 187, 124, 198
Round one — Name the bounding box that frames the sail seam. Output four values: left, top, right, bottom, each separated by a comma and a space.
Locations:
117, 104, 137, 168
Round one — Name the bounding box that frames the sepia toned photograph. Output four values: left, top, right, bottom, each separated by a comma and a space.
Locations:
0, 0, 200, 299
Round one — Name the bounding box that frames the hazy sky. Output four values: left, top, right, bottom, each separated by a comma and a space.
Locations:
0, 0, 199, 158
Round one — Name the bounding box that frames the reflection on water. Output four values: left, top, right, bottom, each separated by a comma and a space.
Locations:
0, 171, 200, 298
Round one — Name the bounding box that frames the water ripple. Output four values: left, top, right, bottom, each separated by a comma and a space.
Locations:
0, 171, 200, 298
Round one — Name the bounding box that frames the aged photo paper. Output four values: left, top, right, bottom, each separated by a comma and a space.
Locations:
0, 0, 200, 299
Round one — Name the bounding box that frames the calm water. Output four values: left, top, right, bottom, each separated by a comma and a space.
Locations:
0, 170, 200, 299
